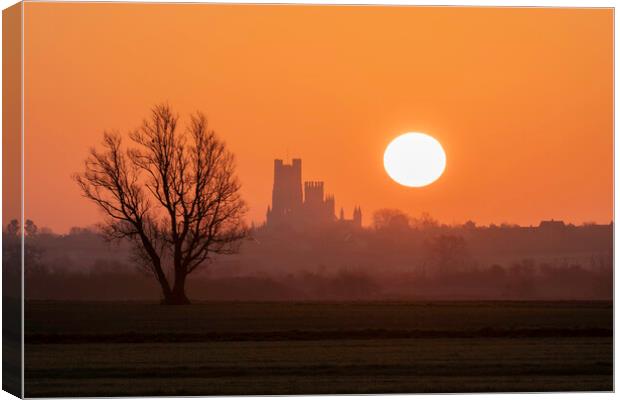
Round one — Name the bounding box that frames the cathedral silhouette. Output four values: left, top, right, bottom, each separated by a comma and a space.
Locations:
266, 159, 361, 228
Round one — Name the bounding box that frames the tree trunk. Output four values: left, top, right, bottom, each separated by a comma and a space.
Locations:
162, 270, 190, 305
162, 291, 190, 305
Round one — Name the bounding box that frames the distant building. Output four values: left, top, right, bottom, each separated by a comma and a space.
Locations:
266, 158, 361, 229
339, 206, 362, 227
539, 219, 566, 230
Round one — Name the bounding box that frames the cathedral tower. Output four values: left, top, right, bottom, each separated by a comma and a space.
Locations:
268, 158, 302, 224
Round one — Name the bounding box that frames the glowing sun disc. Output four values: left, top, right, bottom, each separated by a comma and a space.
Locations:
383, 132, 446, 187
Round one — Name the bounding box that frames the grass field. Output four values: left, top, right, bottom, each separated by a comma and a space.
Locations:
24, 301, 612, 396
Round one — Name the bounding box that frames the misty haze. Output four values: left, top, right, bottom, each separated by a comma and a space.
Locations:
18, 157, 612, 302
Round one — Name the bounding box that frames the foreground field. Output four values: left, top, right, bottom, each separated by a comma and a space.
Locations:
25, 301, 612, 396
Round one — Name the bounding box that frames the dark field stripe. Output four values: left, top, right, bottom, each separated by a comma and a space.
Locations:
25, 327, 613, 344
24, 362, 614, 380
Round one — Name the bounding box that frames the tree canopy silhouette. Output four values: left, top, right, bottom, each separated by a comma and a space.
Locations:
372, 208, 410, 231
74, 104, 247, 304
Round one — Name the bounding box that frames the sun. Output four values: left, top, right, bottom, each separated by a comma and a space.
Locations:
383, 132, 446, 187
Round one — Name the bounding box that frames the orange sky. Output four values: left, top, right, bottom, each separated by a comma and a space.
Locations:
23, 4, 613, 233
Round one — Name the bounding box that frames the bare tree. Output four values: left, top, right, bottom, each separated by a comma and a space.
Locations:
410, 212, 439, 231
372, 208, 410, 231
74, 104, 247, 304
25, 219, 38, 237
425, 234, 469, 277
